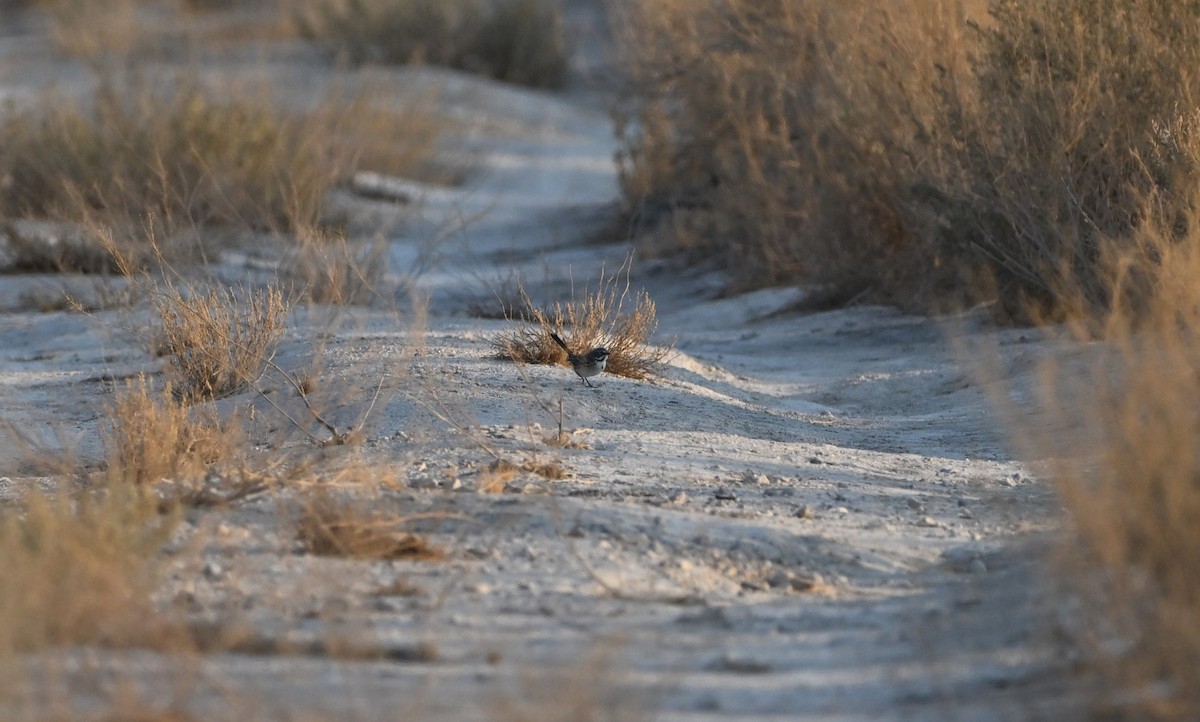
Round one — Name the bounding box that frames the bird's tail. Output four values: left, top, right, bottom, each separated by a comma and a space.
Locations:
548, 331, 571, 353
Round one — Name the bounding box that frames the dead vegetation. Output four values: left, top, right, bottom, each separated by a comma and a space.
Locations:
493, 266, 672, 381
154, 284, 286, 401
0, 77, 441, 275
1009, 222, 1200, 721
616, 0, 1200, 321
283, 228, 389, 306
296, 490, 444, 561
0, 79, 345, 235
0, 481, 178, 655
294, 0, 569, 89
102, 374, 243, 486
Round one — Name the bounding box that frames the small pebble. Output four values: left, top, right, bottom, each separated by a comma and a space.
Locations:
767, 571, 792, 589
906, 498, 924, 511
714, 488, 737, 501
969, 558, 988, 574
790, 573, 822, 592
918, 516, 938, 527
795, 505, 814, 519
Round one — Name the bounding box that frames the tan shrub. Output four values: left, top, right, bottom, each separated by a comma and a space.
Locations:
1013, 208, 1200, 721
0, 78, 438, 273
493, 267, 672, 381
102, 375, 239, 487
296, 490, 444, 561
283, 228, 389, 306
616, 0, 1200, 320
154, 284, 286, 401
0, 482, 176, 655
295, 0, 568, 88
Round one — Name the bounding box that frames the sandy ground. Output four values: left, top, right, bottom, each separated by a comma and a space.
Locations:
0, 4, 1091, 720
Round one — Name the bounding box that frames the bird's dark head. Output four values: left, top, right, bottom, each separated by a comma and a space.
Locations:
587, 347, 610, 362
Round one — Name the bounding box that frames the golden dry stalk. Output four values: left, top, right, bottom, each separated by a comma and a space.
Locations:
155, 284, 286, 401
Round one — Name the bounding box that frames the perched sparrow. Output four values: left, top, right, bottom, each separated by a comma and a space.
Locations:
549, 331, 609, 387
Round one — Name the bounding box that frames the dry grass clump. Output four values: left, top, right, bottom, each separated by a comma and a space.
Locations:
294, 0, 568, 89
154, 284, 286, 401
614, 0, 943, 294
0, 78, 416, 272
493, 270, 671, 381
617, 0, 1200, 321
1013, 219, 1200, 720
283, 228, 389, 306
102, 374, 242, 487
0, 482, 176, 655
0, 221, 126, 274
0, 79, 348, 234
43, 0, 151, 61
296, 491, 444, 561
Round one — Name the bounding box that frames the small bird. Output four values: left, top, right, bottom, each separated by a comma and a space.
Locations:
549, 331, 609, 387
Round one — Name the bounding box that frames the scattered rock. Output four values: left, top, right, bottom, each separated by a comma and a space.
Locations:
202, 561, 224, 580
795, 504, 814, 519
766, 570, 792, 589
677, 606, 733, 629
918, 516, 939, 527
668, 490, 689, 505
409, 474, 438, 489
906, 498, 924, 511
713, 488, 737, 501
708, 653, 772, 674
969, 558, 988, 574
739, 469, 770, 485
789, 573, 823, 592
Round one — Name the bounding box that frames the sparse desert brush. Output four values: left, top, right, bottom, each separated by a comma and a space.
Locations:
616, 0, 1200, 320
0, 79, 343, 232
912, 0, 1200, 321
102, 374, 242, 487
154, 284, 286, 401
100, 373, 272, 510
294, 0, 568, 88
0, 77, 389, 270
613, 0, 950, 294
283, 227, 389, 306
296, 490, 443, 561
493, 267, 671, 380
1010, 213, 1200, 720
0, 481, 176, 655
43, 0, 150, 62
